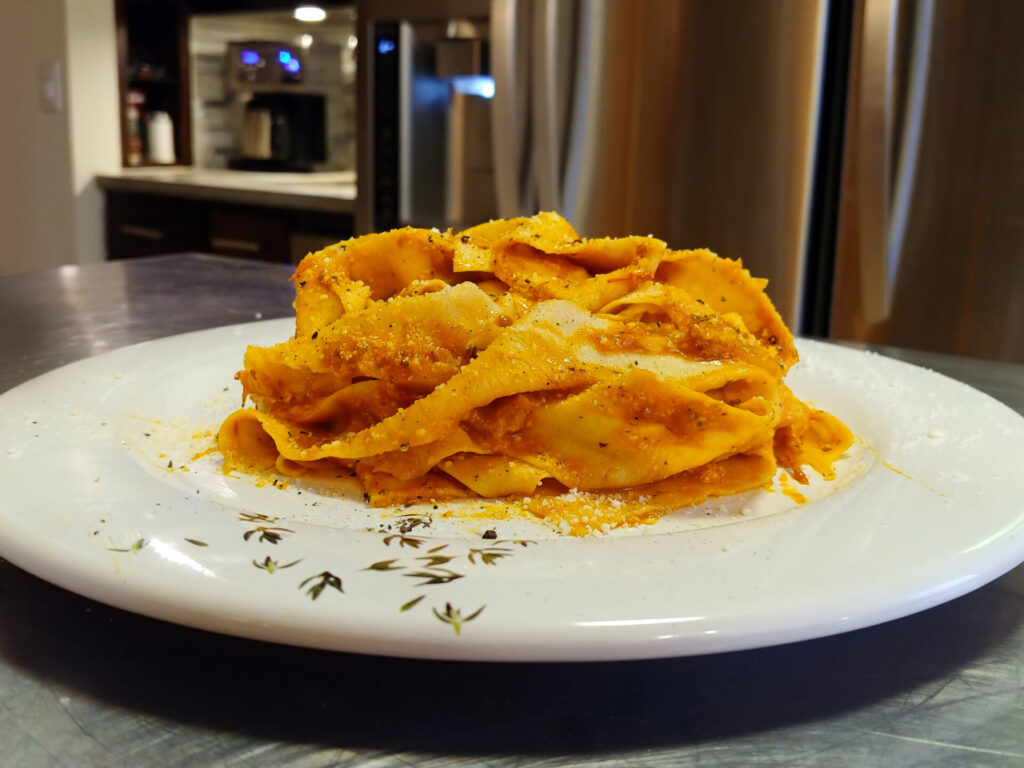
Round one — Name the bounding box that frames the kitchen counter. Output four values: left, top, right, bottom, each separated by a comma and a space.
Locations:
1, 255, 1023, 767
96, 167, 357, 214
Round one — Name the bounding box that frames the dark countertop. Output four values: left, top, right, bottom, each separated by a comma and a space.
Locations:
1, 254, 1023, 767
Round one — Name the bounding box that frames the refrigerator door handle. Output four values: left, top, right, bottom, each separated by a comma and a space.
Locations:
531, 0, 577, 212
491, 0, 531, 217
560, 0, 612, 230
887, 0, 933, 308
854, 0, 898, 326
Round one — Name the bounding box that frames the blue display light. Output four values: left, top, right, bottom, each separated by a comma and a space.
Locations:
450, 75, 495, 99
284, 58, 301, 73
240, 49, 260, 66
278, 49, 293, 64
378, 38, 396, 55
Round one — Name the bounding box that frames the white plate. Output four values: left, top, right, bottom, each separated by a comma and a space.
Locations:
1, 321, 1023, 661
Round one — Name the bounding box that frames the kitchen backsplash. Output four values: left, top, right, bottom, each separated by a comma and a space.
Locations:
189, 8, 357, 172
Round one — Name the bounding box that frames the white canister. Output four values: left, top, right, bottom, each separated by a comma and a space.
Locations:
146, 111, 176, 164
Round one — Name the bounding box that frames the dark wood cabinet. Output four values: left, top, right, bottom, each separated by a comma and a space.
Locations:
209, 209, 291, 262
106, 193, 206, 259
104, 191, 353, 262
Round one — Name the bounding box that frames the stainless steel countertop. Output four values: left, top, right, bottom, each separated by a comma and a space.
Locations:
96, 168, 357, 214
2, 254, 1023, 767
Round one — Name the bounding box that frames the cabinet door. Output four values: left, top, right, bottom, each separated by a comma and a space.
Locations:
106, 192, 206, 259
209, 208, 291, 262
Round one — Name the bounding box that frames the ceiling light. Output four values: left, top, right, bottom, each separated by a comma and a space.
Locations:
294, 5, 326, 22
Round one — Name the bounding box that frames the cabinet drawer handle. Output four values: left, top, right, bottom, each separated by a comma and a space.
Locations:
119, 224, 164, 240
212, 237, 261, 253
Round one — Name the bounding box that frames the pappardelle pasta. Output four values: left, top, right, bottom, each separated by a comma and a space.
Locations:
218, 212, 852, 534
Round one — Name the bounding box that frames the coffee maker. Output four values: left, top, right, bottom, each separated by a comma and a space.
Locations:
226, 42, 326, 172
233, 91, 325, 172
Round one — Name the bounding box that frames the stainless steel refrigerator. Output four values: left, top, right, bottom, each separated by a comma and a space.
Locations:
829, 0, 1024, 363
356, 0, 1024, 362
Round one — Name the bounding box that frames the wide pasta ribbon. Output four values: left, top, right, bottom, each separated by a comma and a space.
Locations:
218, 212, 853, 523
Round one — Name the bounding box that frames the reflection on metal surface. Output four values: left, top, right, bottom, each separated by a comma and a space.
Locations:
57, 262, 130, 358
0, 255, 295, 392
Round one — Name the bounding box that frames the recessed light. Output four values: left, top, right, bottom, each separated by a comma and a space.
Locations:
294, 5, 326, 22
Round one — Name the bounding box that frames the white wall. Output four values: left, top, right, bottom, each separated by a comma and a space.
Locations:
0, 0, 77, 276
65, 0, 121, 265
0, 0, 119, 277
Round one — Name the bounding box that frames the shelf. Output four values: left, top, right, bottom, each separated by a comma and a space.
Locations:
128, 77, 178, 86
116, 0, 192, 168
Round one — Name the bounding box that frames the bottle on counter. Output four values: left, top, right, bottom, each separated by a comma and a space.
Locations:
146, 111, 176, 165
125, 89, 145, 166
